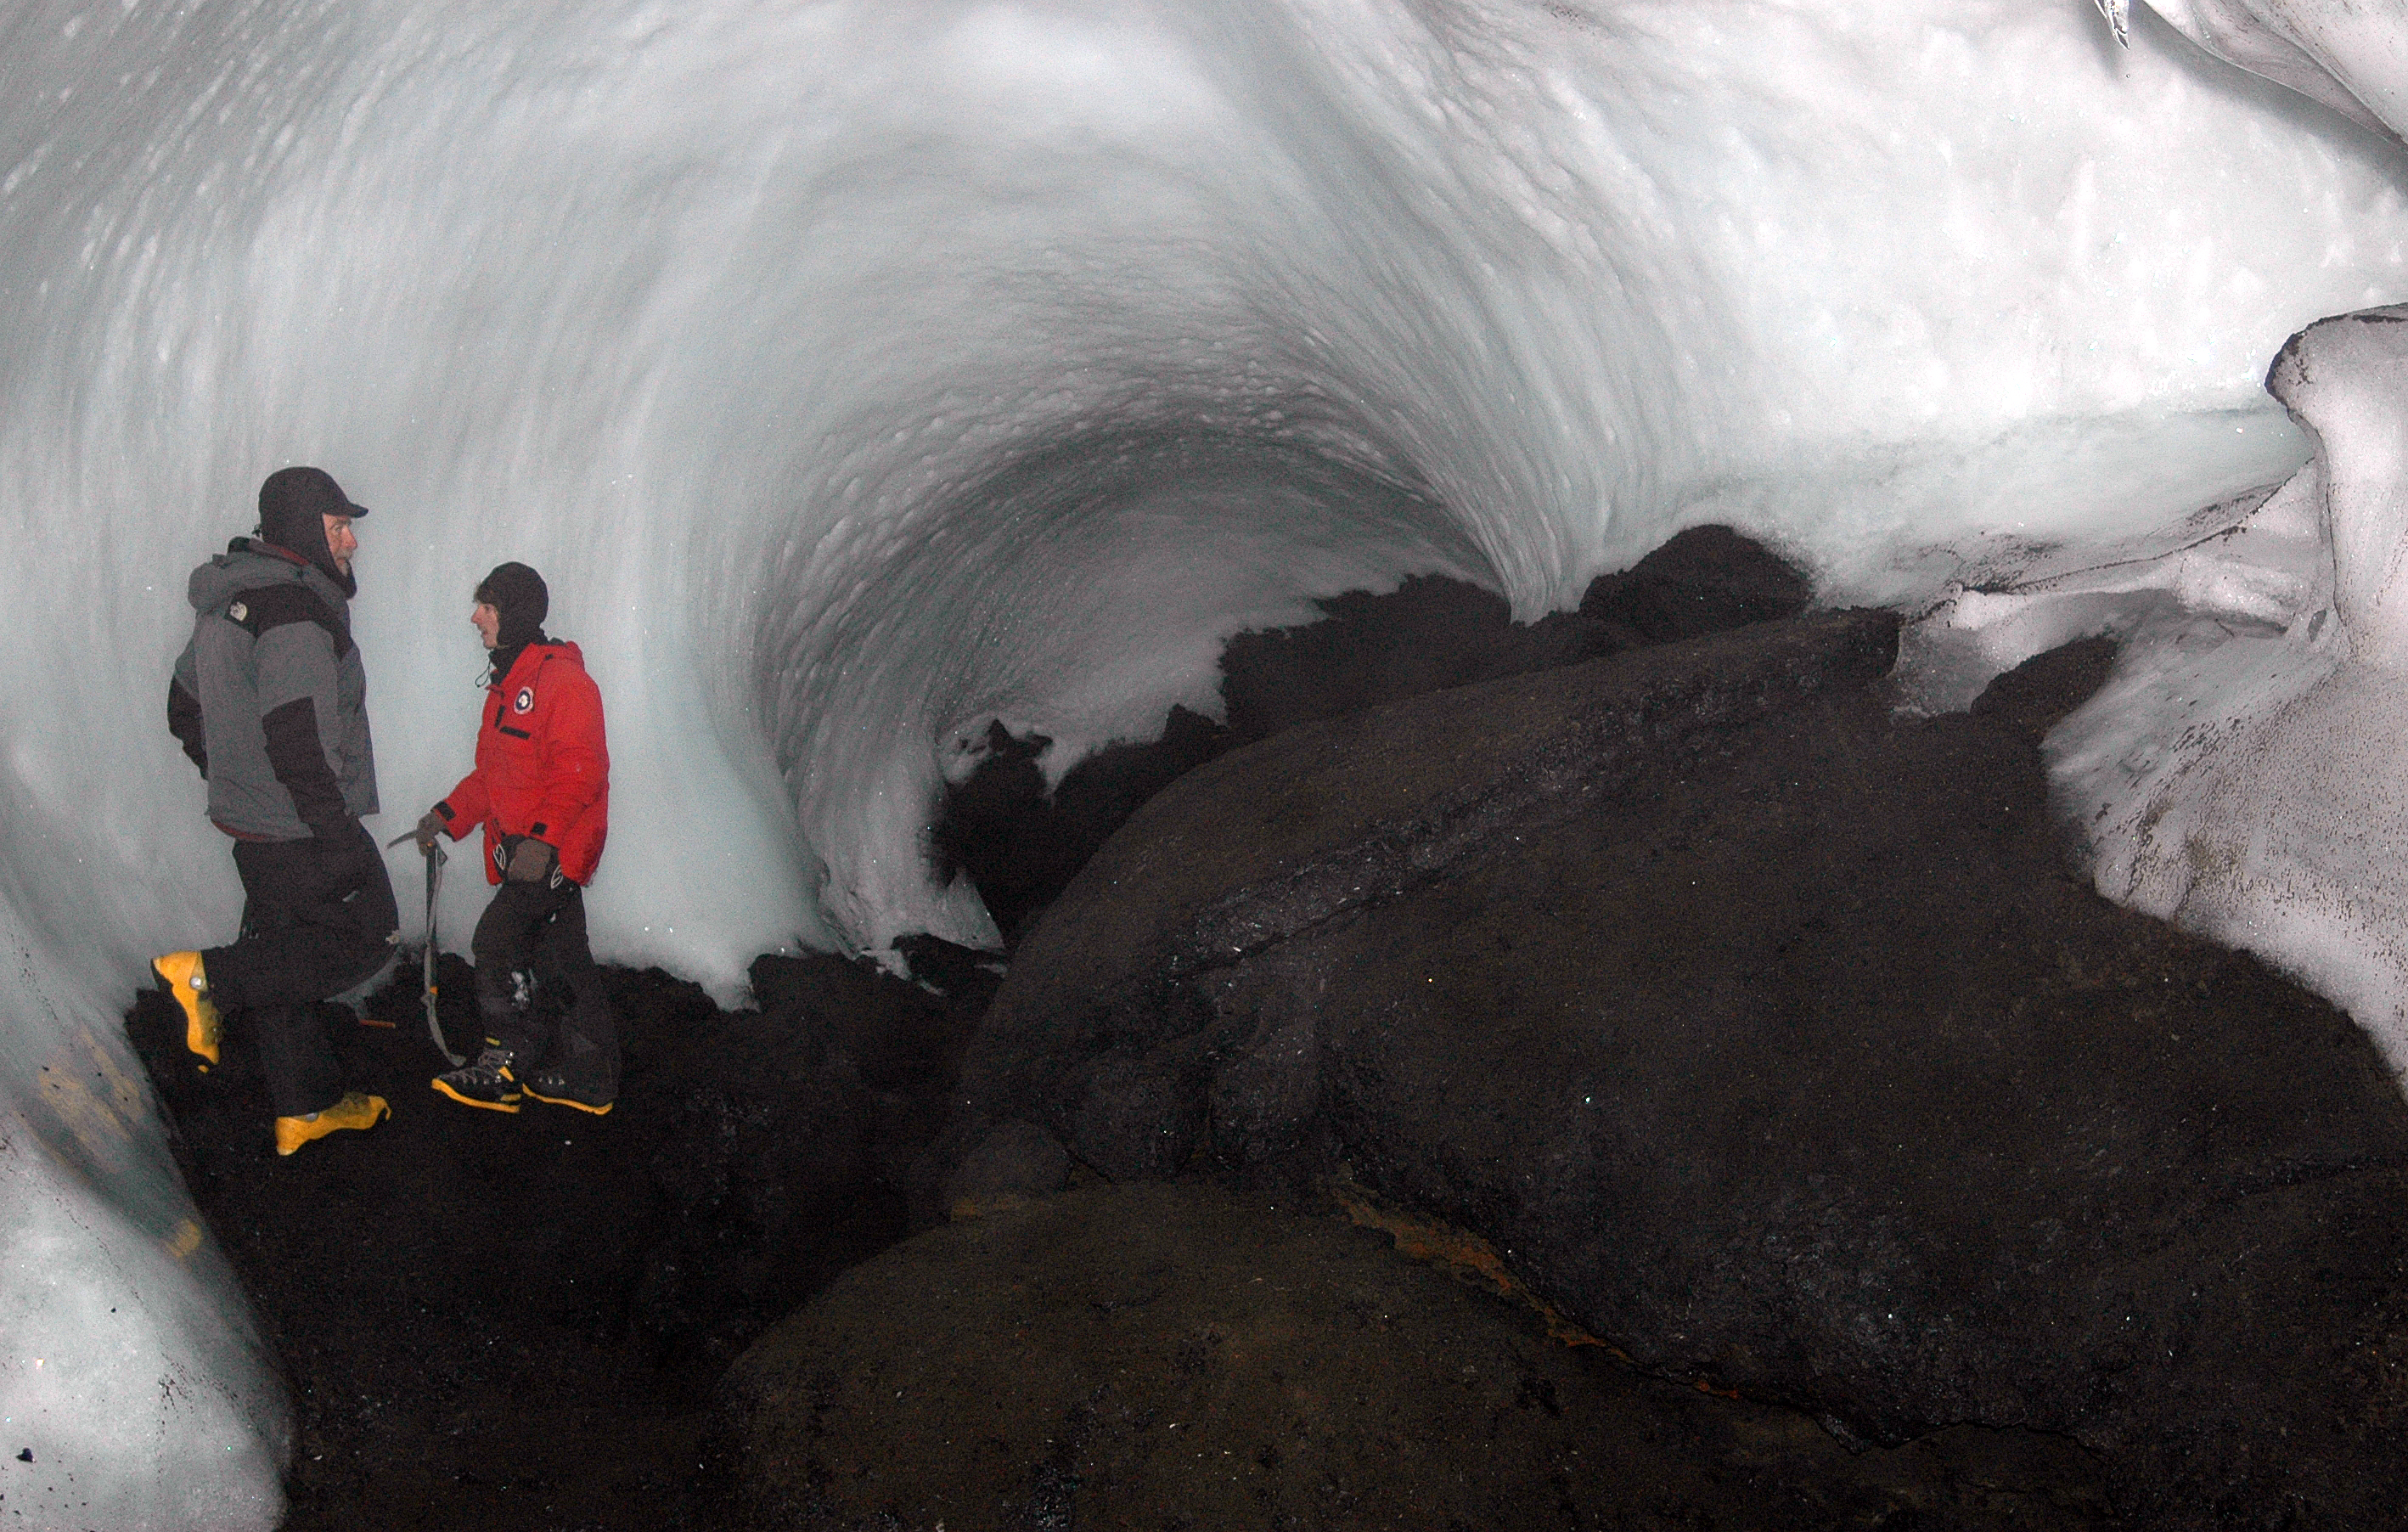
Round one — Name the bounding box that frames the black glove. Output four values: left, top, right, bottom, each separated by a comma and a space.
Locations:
505, 837, 556, 884
413, 809, 447, 853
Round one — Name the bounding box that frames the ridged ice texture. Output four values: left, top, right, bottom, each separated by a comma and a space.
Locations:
4, 0, 2408, 1520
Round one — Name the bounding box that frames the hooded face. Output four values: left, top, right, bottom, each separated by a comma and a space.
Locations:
256, 466, 369, 589
472, 562, 549, 652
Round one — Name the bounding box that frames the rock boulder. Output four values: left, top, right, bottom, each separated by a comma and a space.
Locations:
948, 624, 2408, 1524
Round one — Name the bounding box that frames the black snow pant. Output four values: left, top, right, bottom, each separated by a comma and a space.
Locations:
203, 820, 399, 1119
470, 875, 619, 1096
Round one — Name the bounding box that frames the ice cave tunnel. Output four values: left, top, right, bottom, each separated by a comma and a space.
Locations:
9, 0, 2408, 1524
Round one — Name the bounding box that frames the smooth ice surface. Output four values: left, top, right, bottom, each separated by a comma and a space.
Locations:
7, 0, 2408, 1520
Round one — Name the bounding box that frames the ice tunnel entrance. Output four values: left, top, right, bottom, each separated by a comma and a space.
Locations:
760, 423, 1496, 952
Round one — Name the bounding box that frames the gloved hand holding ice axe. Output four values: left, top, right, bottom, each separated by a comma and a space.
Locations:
387, 824, 465, 1067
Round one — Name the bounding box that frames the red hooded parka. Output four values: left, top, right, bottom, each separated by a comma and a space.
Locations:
436, 640, 610, 885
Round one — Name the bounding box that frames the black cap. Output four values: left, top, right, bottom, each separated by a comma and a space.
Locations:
475, 561, 549, 651
257, 466, 369, 587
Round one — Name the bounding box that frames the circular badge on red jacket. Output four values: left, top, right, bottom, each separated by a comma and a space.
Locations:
514, 686, 535, 713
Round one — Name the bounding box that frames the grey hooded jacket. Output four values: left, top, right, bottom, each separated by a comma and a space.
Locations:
168, 540, 380, 840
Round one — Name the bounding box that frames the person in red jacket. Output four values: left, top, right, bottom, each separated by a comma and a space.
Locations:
412, 562, 620, 1114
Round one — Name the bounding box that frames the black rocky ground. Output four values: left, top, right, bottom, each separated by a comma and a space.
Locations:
123, 942, 994, 1532
723, 1180, 2113, 1531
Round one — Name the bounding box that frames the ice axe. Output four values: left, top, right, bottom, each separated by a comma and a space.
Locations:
387, 829, 465, 1067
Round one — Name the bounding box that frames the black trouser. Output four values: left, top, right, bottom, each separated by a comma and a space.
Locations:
470, 876, 618, 1095
204, 820, 398, 1119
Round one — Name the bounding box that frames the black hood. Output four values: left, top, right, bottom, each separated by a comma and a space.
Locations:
257, 466, 369, 593
475, 561, 549, 679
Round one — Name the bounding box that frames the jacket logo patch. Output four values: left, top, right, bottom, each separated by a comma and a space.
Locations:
514, 687, 535, 714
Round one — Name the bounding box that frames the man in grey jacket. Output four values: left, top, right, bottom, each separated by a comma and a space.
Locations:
154, 466, 397, 1156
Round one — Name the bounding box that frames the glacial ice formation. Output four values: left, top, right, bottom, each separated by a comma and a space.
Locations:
2098, 0, 2408, 140
1934, 2, 2408, 1075
6, 0, 2408, 1523
2039, 306, 2408, 1075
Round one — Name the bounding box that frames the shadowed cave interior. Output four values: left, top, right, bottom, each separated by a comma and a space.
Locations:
114, 521, 2408, 1532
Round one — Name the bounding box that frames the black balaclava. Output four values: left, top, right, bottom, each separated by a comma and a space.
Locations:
475, 561, 549, 682
256, 466, 369, 595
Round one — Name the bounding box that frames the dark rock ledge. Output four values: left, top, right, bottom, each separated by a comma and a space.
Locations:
722, 1180, 2114, 1531
951, 605, 1902, 1175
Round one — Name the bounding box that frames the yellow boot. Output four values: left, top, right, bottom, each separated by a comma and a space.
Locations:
151, 951, 221, 1066
275, 1091, 390, 1157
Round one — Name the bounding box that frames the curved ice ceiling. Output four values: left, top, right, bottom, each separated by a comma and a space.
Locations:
4, 0, 2407, 1524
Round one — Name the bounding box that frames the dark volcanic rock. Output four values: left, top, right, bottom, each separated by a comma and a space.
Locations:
890, 930, 1006, 1001
1218, 572, 1616, 742
927, 719, 1072, 943
1578, 521, 1814, 645
634, 1009, 877, 1368
958, 607, 1901, 1156
942, 1118, 1072, 1215
748, 948, 987, 1095
947, 628, 2408, 1526
1220, 527, 1811, 746
932, 526, 1811, 944
931, 707, 1230, 943
718, 1181, 2111, 1532
1055, 702, 1232, 845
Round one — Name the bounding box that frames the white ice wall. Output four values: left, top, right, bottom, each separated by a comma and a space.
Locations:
5, 0, 2408, 1522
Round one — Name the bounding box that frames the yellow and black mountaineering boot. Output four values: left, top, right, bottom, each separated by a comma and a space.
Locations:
275, 1091, 391, 1157
152, 950, 222, 1066
524, 1065, 614, 1116
432, 1046, 523, 1112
